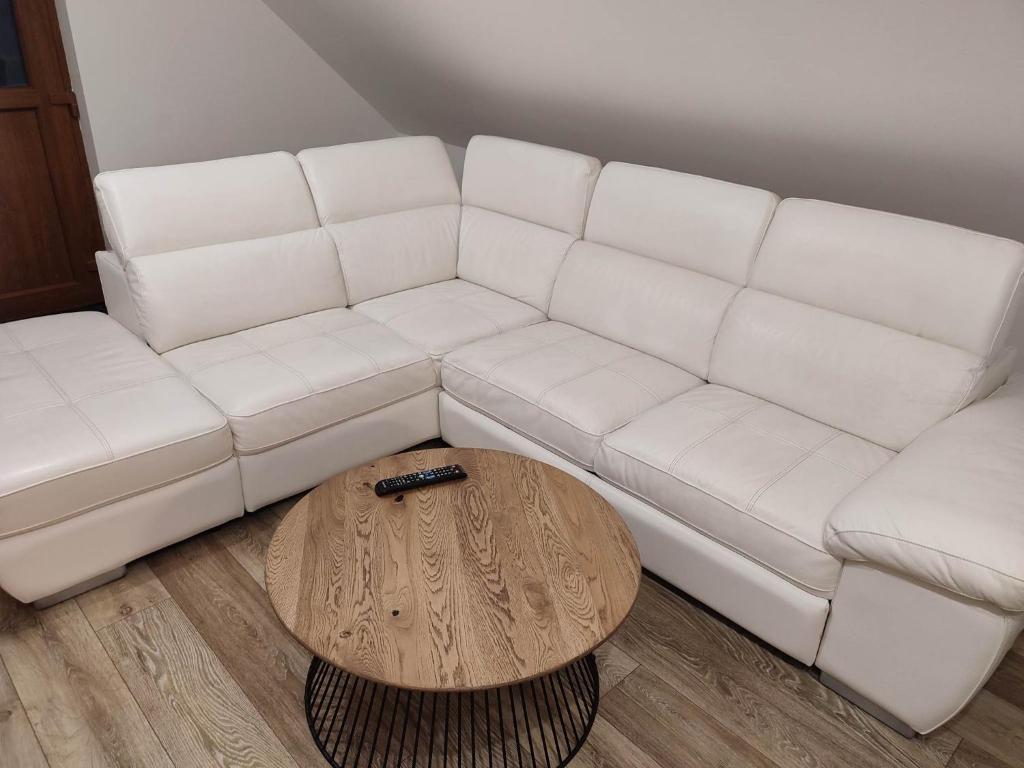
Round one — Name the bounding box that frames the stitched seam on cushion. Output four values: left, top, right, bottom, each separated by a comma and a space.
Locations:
795, 447, 873, 479
535, 367, 606, 407
606, 362, 672, 403
602, 438, 835, 561
666, 402, 765, 474
2, 373, 183, 421
744, 431, 839, 514
71, 374, 178, 403
0, 456, 234, 540
0, 401, 67, 421
365, 291, 456, 324
559, 341, 641, 368
667, 392, 758, 420
442, 392, 595, 470
443, 361, 612, 439
219, 359, 435, 419
680, 394, 888, 476
0, 422, 230, 499
293, 312, 384, 374
371, 286, 491, 325
826, 530, 1024, 588
12, 341, 115, 461
172, 317, 376, 375
737, 414, 849, 461
232, 385, 438, 454
535, 362, 664, 415
0, 331, 111, 355
177, 349, 263, 375
492, 337, 651, 405
452, 298, 505, 335
322, 331, 382, 375
479, 328, 591, 379
402, 297, 506, 337
235, 334, 315, 394
373, 296, 451, 325
596, 444, 836, 594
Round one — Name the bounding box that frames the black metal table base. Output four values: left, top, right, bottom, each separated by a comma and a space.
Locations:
304, 654, 600, 768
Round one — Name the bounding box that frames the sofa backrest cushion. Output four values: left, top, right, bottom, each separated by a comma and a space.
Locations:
95, 151, 318, 263
710, 198, 1024, 450
549, 162, 779, 378
583, 162, 777, 285
95, 152, 347, 353
457, 136, 601, 311
298, 136, 461, 304
127, 229, 345, 354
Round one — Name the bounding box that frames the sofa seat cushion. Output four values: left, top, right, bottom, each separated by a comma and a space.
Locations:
163, 308, 437, 454
0, 312, 233, 539
441, 321, 701, 469
595, 384, 895, 596
354, 278, 546, 359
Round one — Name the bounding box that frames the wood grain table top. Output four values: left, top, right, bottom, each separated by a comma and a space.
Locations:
265, 448, 641, 691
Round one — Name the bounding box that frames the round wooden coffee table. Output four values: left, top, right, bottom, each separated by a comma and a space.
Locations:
266, 447, 641, 768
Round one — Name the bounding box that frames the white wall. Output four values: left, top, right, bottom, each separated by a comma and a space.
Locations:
58, 0, 397, 173
263, 0, 1024, 361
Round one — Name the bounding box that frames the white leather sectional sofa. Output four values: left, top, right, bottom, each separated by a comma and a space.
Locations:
2, 135, 1023, 737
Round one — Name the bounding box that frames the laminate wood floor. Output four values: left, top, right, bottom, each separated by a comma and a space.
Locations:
2, 496, 1021, 768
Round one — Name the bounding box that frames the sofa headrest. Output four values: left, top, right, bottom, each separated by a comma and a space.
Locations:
751, 199, 1024, 359
297, 136, 460, 225
584, 162, 779, 286
94, 152, 318, 264
461, 136, 600, 236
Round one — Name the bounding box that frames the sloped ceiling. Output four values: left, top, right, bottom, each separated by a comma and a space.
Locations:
263, 0, 1024, 249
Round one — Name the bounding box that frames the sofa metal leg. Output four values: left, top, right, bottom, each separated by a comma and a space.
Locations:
32, 565, 128, 609
819, 671, 917, 739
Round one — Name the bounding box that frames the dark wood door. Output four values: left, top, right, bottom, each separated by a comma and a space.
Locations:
0, 0, 102, 321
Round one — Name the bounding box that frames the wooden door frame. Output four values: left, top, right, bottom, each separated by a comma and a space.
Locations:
0, 0, 103, 320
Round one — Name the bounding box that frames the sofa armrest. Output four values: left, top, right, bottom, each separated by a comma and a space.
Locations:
826, 375, 1024, 612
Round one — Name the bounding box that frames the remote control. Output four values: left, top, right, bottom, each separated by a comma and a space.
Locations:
374, 465, 468, 496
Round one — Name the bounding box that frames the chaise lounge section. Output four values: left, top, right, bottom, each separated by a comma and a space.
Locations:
2, 133, 1023, 738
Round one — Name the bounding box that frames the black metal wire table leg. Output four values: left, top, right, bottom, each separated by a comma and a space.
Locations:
304, 655, 600, 768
